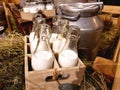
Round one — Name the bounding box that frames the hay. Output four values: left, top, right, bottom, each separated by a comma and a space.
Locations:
98, 23, 120, 59
0, 32, 24, 90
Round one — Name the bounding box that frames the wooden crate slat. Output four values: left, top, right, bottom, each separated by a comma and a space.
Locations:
112, 37, 120, 90
102, 5, 120, 14
113, 37, 120, 62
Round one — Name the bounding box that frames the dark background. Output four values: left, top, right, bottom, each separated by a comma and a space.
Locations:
101, 0, 120, 6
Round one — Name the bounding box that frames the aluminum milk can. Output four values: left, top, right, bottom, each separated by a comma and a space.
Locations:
58, 2, 104, 61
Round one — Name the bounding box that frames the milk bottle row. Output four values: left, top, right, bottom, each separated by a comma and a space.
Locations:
29, 15, 80, 71
23, 1, 54, 13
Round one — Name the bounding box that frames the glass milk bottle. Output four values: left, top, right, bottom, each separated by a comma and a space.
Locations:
31, 24, 54, 70
58, 25, 80, 67
29, 13, 45, 43
30, 23, 51, 54
52, 18, 69, 56
49, 15, 61, 45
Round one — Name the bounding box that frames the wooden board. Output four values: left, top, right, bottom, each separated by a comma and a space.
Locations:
7, 3, 33, 35
3, 2, 12, 33
92, 57, 117, 78
102, 5, 120, 26
102, 5, 120, 14
112, 37, 120, 90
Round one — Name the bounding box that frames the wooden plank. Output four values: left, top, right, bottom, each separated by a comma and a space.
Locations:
7, 3, 21, 19
92, 57, 117, 78
42, 9, 56, 18
102, 5, 120, 14
112, 37, 120, 90
102, 5, 120, 26
7, 3, 33, 35
112, 55, 120, 90
113, 37, 120, 62
3, 2, 12, 33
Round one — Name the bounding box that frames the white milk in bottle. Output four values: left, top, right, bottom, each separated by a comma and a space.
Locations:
32, 51, 53, 70
52, 35, 66, 54
31, 24, 54, 70
29, 14, 45, 53
58, 25, 80, 67
58, 50, 78, 67
51, 18, 69, 55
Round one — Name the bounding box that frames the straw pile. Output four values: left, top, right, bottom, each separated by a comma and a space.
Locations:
98, 14, 120, 59
0, 32, 24, 90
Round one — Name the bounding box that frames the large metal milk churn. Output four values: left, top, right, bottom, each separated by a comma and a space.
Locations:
57, 2, 104, 61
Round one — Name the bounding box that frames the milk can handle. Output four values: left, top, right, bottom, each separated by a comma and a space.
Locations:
58, 2, 103, 20
59, 2, 103, 12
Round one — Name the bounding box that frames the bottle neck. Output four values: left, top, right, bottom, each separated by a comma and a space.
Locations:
65, 35, 78, 51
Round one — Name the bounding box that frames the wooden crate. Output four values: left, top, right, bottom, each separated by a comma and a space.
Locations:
92, 37, 120, 90
20, 11, 34, 21
7, 3, 33, 35
24, 36, 86, 90
102, 5, 120, 90
102, 5, 120, 26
